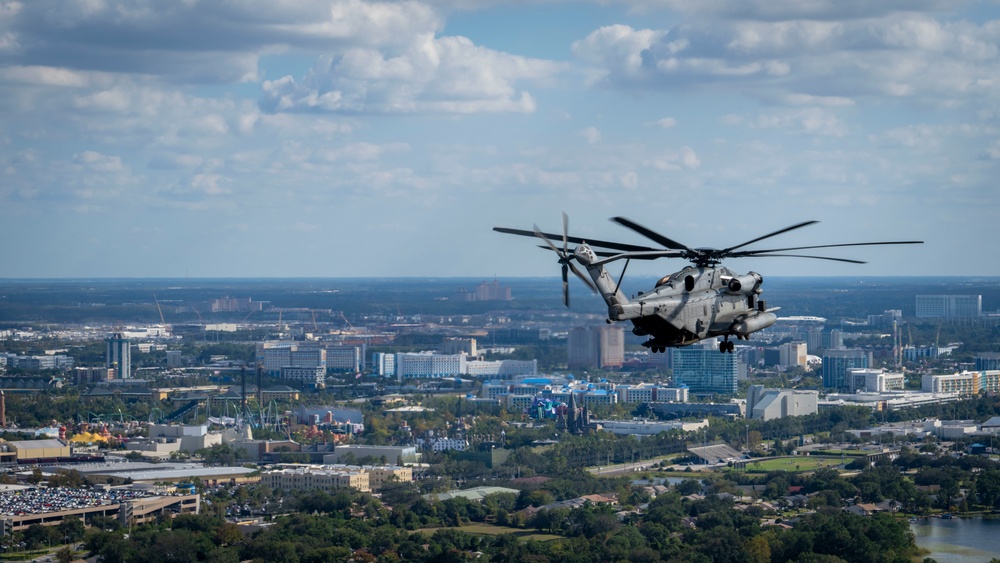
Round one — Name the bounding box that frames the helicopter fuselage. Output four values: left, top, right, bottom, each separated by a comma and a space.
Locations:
575, 244, 777, 352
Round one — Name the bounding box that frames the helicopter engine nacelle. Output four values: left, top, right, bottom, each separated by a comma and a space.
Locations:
726, 272, 762, 295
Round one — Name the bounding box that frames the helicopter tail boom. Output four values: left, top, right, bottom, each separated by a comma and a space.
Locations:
574, 244, 637, 321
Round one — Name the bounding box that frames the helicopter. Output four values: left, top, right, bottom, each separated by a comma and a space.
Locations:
494, 215, 922, 354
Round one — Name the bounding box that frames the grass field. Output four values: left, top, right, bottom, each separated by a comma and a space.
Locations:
414, 523, 563, 542
742, 456, 843, 473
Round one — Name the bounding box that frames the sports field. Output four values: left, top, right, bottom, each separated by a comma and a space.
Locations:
743, 456, 843, 473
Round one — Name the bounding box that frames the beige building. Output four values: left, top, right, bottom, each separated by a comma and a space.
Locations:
5, 439, 70, 461
263, 466, 370, 493
779, 342, 808, 367
264, 463, 413, 493
920, 371, 980, 395
334, 464, 411, 490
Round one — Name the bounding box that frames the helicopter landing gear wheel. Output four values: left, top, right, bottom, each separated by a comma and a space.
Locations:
719, 341, 727, 354
726, 340, 735, 353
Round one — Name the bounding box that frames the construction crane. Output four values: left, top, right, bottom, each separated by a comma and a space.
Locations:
152, 293, 166, 325
339, 311, 354, 330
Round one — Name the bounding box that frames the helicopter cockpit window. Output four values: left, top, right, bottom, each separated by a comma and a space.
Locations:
684, 275, 695, 292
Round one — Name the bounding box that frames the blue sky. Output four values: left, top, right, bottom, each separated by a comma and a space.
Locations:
0, 0, 997, 279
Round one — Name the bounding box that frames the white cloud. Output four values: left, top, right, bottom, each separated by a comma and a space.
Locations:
261, 34, 560, 114
987, 140, 1000, 159
654, 117, 678, 128
2, 0, 442, 83
750, 108, 849, 136
72, 150, 124, 172
620, 170, 638, 189
622, 0, 950, 22
571, 15, 1000, 110
1, 65, 89, 87
646, 146, 701, 171
580, 126, 601, 144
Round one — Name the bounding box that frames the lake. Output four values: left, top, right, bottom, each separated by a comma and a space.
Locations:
910, 516, 1000, 562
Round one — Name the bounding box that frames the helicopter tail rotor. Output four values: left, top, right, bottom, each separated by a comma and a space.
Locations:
533, 213, 598, 307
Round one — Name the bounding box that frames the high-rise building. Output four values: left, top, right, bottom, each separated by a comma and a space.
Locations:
567, 326, 624, 369
778, 342, 808, 367
106, 333, 131, 379
256, 342, 327, 376
828, 329, 844, 350
916, 295, 982, 318
325, 346, 362, 372
807, 328, 825, 352
977, 353, 1000, 372
372, 353, 395, 377
474, 280, 512, 301
671, 342, 740, 395
395, 353, 466, 379
867, 310, 902, 329
821, 349, 871, 390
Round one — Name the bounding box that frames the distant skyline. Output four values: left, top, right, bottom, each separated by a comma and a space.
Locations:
1, 1, 997, 278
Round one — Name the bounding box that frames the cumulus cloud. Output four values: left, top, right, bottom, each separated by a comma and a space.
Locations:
868, 124, 1000, 152
654, 117, 678, 128
572, 15, 1000, 110
748, 108, 849, 136
260, 34, 560, 114
0, 0, 442, 83
72, 150, 124, 172
622, 0, 951, 22
988, 140, 1000, 159
620, 170, 638, 189
647, 146, 701, 171
580, 126, 601, 144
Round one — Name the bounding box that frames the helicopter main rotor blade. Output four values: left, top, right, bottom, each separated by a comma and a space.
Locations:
742, 253, 867, 264
729, 240, 925, 257
494, 227, 656, 253
720, 221, 819, 254
611, 217, 692, 251
591, 250, 686, 266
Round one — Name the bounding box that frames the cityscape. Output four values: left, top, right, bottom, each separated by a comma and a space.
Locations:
0, 277, 999, 561
3, 0, 1000, 561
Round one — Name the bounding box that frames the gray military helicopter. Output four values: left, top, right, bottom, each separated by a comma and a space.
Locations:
494, 215, 922, 353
